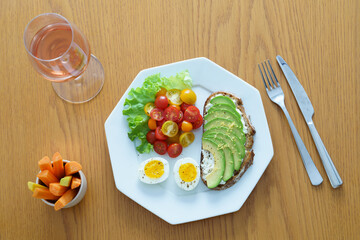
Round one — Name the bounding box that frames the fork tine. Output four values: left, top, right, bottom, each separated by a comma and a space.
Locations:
267, 59, 280, 86
258, 64, 269, 90
264, 60, 277, 87
261, 62, 273, 89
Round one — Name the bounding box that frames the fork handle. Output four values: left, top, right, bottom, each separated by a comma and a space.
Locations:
307, 121, 343, 188
280, 104, 323, 186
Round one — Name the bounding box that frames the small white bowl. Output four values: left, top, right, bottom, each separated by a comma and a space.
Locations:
36, 159, 87, 209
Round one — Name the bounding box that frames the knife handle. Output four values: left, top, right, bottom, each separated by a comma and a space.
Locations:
279, 104, 323, 186
307, 121, 343, 188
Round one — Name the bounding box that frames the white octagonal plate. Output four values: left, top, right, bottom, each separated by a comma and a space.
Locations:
105, 57, 273, 225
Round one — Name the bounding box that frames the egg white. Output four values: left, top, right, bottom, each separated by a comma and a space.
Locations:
138, 157, 169, 184
173, 157, 200, 191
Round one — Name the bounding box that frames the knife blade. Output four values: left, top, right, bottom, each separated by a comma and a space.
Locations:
276, 55, 343, 188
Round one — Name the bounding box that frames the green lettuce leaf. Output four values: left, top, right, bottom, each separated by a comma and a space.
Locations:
123, 70, 192, 154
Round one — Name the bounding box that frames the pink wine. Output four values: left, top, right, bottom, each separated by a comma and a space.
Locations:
29, 23, 90, 82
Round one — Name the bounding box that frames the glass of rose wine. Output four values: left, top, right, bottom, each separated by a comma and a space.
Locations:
24, 13, 104, 103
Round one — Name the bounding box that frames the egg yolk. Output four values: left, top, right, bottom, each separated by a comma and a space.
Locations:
179, 163, 197, 182
144, 160, 164, 179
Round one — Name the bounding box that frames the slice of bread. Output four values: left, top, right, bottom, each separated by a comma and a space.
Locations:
200, 91, 256, 190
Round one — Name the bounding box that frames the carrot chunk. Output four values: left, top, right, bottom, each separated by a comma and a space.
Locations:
52, 152, 65, 179
37, 170, 58, 186
38, 156, 54, 174
65, 161, 82, 176
49, 182, 69, 196
71, 177, 81, 189
32, 188, 59, 200
54, 189, 77, 211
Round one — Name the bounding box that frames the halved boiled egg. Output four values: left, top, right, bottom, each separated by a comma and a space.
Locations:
138, 157, 169, 184
173, 157, 200, 191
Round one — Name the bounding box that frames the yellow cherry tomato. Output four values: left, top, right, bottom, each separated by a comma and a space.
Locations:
144, 102, 155, 116
148, 118, 157, 130
166, 89, 183, 105
179, 132, 195, 147
180, 89, 197, 105
161, 121, 179, 137
156, 88, 167, 97
181, 121, 193, 132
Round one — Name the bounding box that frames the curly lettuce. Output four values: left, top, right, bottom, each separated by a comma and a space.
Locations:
123, 71, 192, 153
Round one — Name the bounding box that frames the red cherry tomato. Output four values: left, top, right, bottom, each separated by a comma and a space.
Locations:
150, 108, 164, 121
146, 130, 156, 144
164, 106, 180, 122
154, 141, 167, 155
176, 110, 183, 122
180, 103, 192, 112
167, 143, 182, 158
183, 106, 200, 122
155, 126, 167, 140
192, 114, 203, 129
155, 95, 169, 109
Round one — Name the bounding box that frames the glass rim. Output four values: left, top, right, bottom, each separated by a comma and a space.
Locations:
23, 13, 74, 62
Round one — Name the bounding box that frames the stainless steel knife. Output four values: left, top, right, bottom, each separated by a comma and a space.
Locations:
276, 55, 343, 188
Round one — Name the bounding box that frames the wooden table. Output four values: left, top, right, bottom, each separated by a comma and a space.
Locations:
1, 0, 359, 239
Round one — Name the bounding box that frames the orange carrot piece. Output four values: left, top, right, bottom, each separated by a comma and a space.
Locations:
65, 161, 82, 176
37, 170, 58, 186
71, 177, 81, 189
32, 188, 59, 200
49, 182, 69, 196
54, 189, 77, 211
38, 156, 54, 174
52, 152, 65, 179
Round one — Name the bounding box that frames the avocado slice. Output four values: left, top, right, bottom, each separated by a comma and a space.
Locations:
203, 127, 245, 170
204, 118, 245, 139
203, 133, 234, 181
208, 103, 243, 122
204, 108, 244, 130
202, 138, 225, 188
210, 96, 236, 108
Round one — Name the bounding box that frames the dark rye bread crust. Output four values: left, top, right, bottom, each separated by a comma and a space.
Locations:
201, 91, 256, 190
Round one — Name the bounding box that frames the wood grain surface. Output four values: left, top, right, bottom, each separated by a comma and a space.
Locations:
0, 0, 359, 239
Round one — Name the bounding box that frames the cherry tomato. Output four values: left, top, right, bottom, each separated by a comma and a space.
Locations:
155, 95, 169, 109
154, 140, 167, 155
156, 118, 166, 128
164, 106, 180, 121
167, 143, 182, 158
155, 126, 167, 140
176, 110, 183, 122
144, 102, 155, 116
146, 131, 156, 144
184, 106, 200, 122
179, 132, 195, 147
181, 120, 193, 132
150, 108, 164, 121
177, 121, 183, 130
180, 103, 192, 112
148, 118, 157, 130
192, 114, 203, 129
156, 88, 167, 97
180, 89, 197, 105
166, 89, 183, 105
161, 121, 179, 137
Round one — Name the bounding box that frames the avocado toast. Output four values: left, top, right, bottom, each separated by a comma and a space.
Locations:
200, 92, 256, 190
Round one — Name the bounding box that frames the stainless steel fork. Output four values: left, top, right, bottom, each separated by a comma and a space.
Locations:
258, 60, 323, 186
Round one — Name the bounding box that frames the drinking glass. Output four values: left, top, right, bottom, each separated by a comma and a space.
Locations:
23, 13, 104, 103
